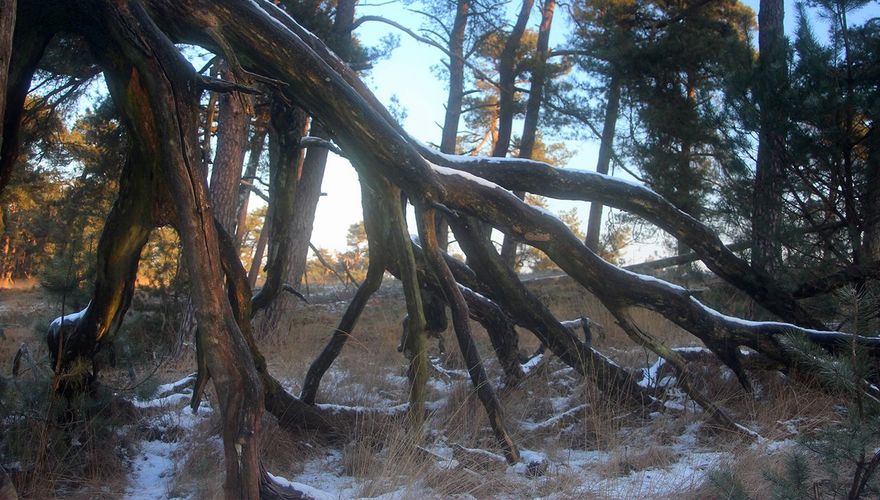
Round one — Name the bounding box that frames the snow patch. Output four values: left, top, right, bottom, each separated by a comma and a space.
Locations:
430, 163, 509, 191
132, 392, 190, 409
49, 304, 90, 329
267, 472, 336, 500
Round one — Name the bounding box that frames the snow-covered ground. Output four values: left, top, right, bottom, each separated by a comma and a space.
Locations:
119, 367, 802, 500
123, 375, 213, 499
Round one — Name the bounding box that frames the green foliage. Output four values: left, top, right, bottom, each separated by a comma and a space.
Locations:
803, 410, 880, 497
0, 365, 130, 496
559, 0, 757, 254
776, 1, 880, 273
780, 286, 880, 497
707, 469, 750, 500
2, 96, 123, 292
764, 453, 812, 500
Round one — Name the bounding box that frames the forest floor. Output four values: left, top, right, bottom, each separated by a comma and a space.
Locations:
0, 278, 850, 498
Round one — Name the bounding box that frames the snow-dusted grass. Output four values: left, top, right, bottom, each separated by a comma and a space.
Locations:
0, 281, 856, 498
119, 373, 213, 499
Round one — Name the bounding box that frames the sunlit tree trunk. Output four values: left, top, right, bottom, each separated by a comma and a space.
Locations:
235, 108, 268, 248
87, 1, 265, 495
247, 212, 269, 289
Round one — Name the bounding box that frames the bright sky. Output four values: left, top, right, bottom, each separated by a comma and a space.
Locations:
280, 1, 879, 262
310, 4, 604, 254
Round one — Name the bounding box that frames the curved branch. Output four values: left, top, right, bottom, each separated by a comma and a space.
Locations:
300, 182, 388, 405
419, 147, 824, 329
433, 169, 880, 360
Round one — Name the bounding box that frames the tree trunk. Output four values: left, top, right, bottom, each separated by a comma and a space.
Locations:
87, 2, 265, 495
418, 208, 520, 463
500, 0, 554, 268
300, 179, 387, 404
50, 152, 158, 388
209, 64, 250, 235
0, 0, 16, 157
235, 106, 268, 247
491, 0, 534, 159
174, 63, 250, 352
250, 102, 306, 317
247, 212, 269, 289
435, 0, 470, 250
517, 0, 554, 161
585, 74, 621, 251
752, 0, 786, 273
863, 126, 880, 262
255, 0, 355, 333
0, 4, 51, 193
258, 121, 328, 334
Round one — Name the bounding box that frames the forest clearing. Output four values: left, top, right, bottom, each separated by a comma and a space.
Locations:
1, 0, 879, 498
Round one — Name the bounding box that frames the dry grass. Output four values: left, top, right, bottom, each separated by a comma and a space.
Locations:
169, 412, 225, 499
601, 445, 679, 477
1, 275, 860, 499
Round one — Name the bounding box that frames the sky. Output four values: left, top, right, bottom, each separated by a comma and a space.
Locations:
283, 0, 879, 261
310, 3, 605, 254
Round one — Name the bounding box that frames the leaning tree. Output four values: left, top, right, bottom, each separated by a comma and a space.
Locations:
3, 0, 880, 497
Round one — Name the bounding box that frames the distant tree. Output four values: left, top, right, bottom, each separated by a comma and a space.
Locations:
566, 0, 638, 250
565, 0, 754, 256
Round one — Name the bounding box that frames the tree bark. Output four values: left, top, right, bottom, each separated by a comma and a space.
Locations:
248, 212, 269, 289
250, 102, 306, 317
0, 3, 51, 193
435, 0, 470, 250
381, 182, 429, 427
50, 152, 158, 387
491, 0, 534, 159
300, 179, 387, 405
451, 215, 651, 404
209, 64, 250, 235
424, 149, 824, 329
500, 0, 554, 268
418, 208, 520, 463
585, 74, 621, 251
258, 121, 329, 334
517, 0, 554, 162
752, 0, 786, 273
0, 0, 16, 157
255, 0, 355, 333
86, 2, 265, 495
235, 106, 268, 247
